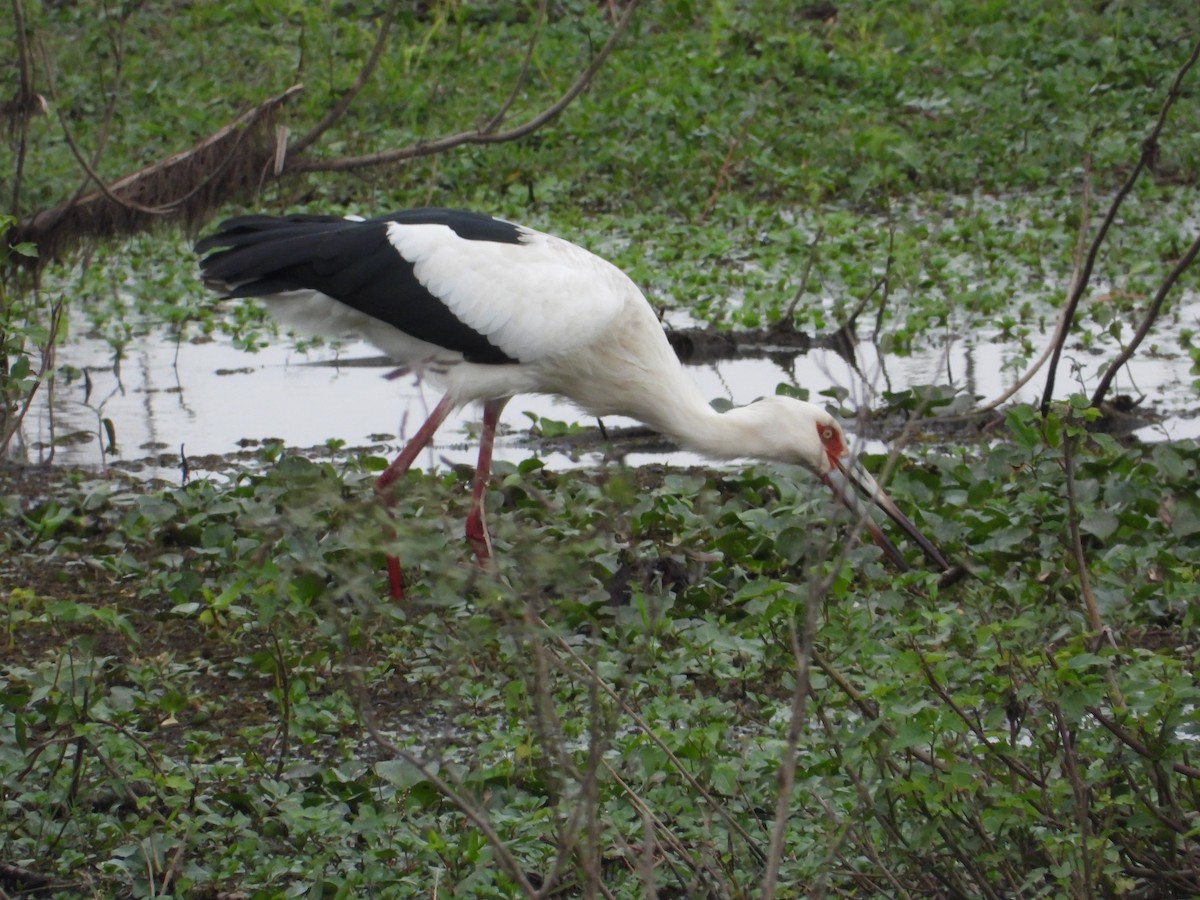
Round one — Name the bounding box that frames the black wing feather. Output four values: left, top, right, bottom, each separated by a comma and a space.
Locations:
196, 209, 521, 365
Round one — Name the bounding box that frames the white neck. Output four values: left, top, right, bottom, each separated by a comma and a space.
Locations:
550, 305, 809, 466
623, 371, 774, 461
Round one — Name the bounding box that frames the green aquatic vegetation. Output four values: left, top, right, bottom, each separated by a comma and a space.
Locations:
4, 0, 1200, 895
3, 420, 1200, 895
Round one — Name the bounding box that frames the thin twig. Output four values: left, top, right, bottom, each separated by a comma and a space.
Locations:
10, 0, 33, 112
0, 861, 67, 893
0, 296, 63, 457
55, 110, 175, 217
845, 274, 887, 334
1090, 227, 1200, 408
773, 226, 824, 333
698, 109, 754, 224
911, 640, 1047, 788
47, 2, 132, 227
1060, 434, 1103, 632
521, 604, 615, 895
1086, 706, 1200, 780
360, 709, 541, 896
288, 0, 401, 156
818, 803, 913, 900
760, 579, 824, 898
288, 0, 642, 174
15, 84, 303, 258
478, 0, 548, 135
529, 609, 734, 894
1039, 34, 1200, 414
545, 624, 768, 865
811, 650, 948, 774
965, 159, 1092, 418
870, 224, 897, 342
269, 634, 291, 781
1051, 702, 1094, 898
599, 758, 704, 886
7, 0, 42, 216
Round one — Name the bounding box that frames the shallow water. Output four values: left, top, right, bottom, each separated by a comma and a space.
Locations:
11, 296, 1199, 482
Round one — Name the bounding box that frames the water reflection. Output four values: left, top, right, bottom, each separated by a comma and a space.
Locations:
12, 306, 1200, 481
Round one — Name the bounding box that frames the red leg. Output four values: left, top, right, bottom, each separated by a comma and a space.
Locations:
465, 398, 508, 565
377, 395, 455, 599
377, 395, 455, 499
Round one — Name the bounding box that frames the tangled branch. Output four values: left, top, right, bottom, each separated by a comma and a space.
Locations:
7, 1, 641, 266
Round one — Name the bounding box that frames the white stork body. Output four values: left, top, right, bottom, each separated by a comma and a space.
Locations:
197, 209, 949, 597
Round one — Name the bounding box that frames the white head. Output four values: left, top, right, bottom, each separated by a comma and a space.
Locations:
732, 395, 848, 473
732, 395, 951, 573
650, 389, 950, 571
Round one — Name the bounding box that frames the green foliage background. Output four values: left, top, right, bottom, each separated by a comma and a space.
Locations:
3, 1, 1200, 897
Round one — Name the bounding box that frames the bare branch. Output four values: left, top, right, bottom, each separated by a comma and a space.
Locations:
55, 109, 174, 217
9, 2, 638, 265
759, 581, 821, 898
966, 160, 1092, 417
599, 757, 704, 886
479, 0, 549, 135
811, 649, 949, 775
869, 223, 896, 341
772, 226, 824, 334
0, 295, 63, 457
1039, 34, 1200, 415
11, 85, 303, 262
1050, 701, 1095, 897
9, 0, 33, 107
285, 0, 641, 175
1089, 227, 1200, 408
5, 0, 48, 215
1086, 706, 1200, 780
697, 107, 754, 224
287, 0, 401, 157
47, 1, 138, 233
545, 623, 768, 866
353, 684, 541, 897
0, 860, 66, 893
1061, 433, 1104, 632
912, 639, 1047, 788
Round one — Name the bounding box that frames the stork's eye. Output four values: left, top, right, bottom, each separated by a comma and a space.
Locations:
821, 427, 835, 442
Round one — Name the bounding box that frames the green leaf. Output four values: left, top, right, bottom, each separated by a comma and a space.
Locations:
1005, 406, 1041, 451
1169, 497, 1200, 537
375, 758, 435, 790
1079, 509, 1118, 540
